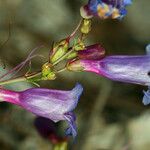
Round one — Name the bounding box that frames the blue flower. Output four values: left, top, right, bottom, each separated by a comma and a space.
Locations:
80, 0, 132, 19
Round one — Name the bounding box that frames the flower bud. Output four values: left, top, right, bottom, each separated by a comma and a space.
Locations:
80, 19, 91, 34
67, 44, 105, 60
66, 51, 77, 60
80, 5, 93, 19
42, 62, 56, 80
74, 39, 85, 51
78, 44, 105, 60
66, 39, 85, 60
50, 39, 69, 63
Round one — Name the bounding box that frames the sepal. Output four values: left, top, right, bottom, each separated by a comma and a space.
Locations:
50, 39, 69, 63
42, 62, 56, 80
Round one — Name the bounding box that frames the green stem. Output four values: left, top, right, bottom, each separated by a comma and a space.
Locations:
0, 72, 41, 85
0, 67, 67, 86
56, 68, 67, 73
68, 18, 82, 40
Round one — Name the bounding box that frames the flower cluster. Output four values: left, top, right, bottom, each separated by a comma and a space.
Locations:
80, 0, 132, 19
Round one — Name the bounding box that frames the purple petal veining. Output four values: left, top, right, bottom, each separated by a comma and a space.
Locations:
0, 83, 83, 137
78, 44, 105, 60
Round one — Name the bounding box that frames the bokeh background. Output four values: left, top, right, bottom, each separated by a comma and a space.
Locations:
0, 0, 150, 150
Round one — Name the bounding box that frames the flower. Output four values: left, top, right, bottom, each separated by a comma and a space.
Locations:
69, 56, 150, 86
67, 45, 150, 105
67, 44, 105, 60
34, 117, 68, 144
80, 0, 132, 19
0, 83, 83, 138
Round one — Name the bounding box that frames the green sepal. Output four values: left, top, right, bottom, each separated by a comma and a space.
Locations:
73, 38, 85, 51
66, 51, 77, 59
41, 62, 56, 80
50, 39, 69, 63
66, 60, 85, 72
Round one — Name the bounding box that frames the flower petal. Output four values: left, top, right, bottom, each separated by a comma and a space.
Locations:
78, 44, 105, 60
71, 83, 83, 104
64, 112, 77, 138
143, 88, 150, 105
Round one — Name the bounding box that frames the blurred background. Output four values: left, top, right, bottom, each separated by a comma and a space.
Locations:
0, 0, 150, 149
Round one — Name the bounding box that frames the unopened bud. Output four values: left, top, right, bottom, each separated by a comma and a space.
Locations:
50, 39, 69, 63
66, 51, 77, 59
42, 62, 56, 80
80, 5, 93, 19
74, 39, 85, 51
80, 19, 91, 34
78, 44, 105, 60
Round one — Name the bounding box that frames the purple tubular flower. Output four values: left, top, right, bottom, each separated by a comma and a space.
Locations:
68, 57, 150, 105
78, 44, 105, 60
80, 0, 132, 19
67, 46, 150, 105
77, 56, 150, 86
0, 83, 83, 137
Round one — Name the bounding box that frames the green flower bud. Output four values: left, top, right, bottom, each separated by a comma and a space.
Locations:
66, 51, 77, 59
74, 38, 85, 51
42, 62, 56, 80
80, 19, 91, 34
50, 39, 69, 63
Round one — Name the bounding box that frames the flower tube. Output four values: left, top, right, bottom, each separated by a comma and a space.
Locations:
0, 83, 83, 138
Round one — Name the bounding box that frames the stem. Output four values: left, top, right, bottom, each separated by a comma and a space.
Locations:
0, 66, 67, 86
68, 18, 83, 40
0, 72, 41, 85
56, 68, 67, 73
